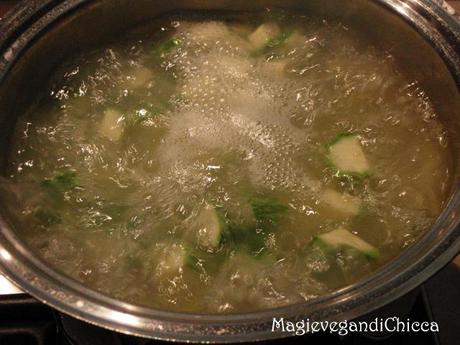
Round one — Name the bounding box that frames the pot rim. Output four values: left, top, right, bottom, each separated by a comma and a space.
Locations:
0, 0, 459, 342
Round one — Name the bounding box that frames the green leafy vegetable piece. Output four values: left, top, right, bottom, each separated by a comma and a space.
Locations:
266, 30, 293, 49
223, 214, 275, 256
204, 195, 288, 257
325, 132, 370, 180
313, 228, 379, 260
35, 208, 61, 226
156, 37, 182, 55
252, 30, 293, 56
250, 196, 288, 224
304, 231, 378, 287
41, 170, 77, 199
221, 224, 266, 256
184, 248, 202, 271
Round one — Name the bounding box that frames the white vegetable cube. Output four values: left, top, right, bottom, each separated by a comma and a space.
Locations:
157, 243, 186, 275
99, 108, 124, 141
284, 30, 306, 50
184, 21, 232, 44
126, 66, 153, 89
321, 188, 361, 216
195, 206, 224, 250
328, 135, 369, 175
261, 59, 288, 77
248, 23, 281, 50
317, 228, 379, 259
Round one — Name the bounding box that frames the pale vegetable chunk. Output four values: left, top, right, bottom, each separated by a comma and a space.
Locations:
99, 109, 124, 141
284, 30, 305, 49
213, 252, 274, 305
327, 134, 370, 177
195, 206, 226, 250
183, 21, 232, 44
248, 23, 281, 49
157, 37, 182, 55
261, 59, 288, 77
126, 66, 153, 89
156, 243, 186, 275
321, 188, 361, 217
316, 228, 379, 259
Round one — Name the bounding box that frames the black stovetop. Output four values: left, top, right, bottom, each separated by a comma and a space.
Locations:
1, 263, 460, 345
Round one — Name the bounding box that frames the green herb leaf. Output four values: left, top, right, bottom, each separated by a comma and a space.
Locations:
41, 170, 77, 199
35, 208, 62, 226
156, 37, 182, 56
252, 30, 293, 57
250, 196, 288, 224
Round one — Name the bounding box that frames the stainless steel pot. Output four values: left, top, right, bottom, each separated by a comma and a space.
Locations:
0, 0, 459, 342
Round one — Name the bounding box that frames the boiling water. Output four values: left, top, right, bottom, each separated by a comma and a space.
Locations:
3, 11, 452, 313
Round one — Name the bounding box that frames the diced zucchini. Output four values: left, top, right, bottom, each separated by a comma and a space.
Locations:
99, 108, 124, 141
248, 23, 281, 50
283, 30, 305, 50
261, 59, 288, 77
250, 26, 302, 56
157, 243, 186, 274
190, 196, 286, 257
315, 228, 379, 259
250, 195, 288, 225
326, 133, 370, 178
264, 30, 293, 51
156, 37, 182, 56
195, 206, 227, 250
218, 196, 288, 256
184, 247, 202, 271
321, 188, 362, 217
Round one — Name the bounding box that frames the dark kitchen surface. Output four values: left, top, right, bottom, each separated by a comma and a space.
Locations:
0, 281, 457, 345
425, 265, 460, 345
0, 1, 459, 344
